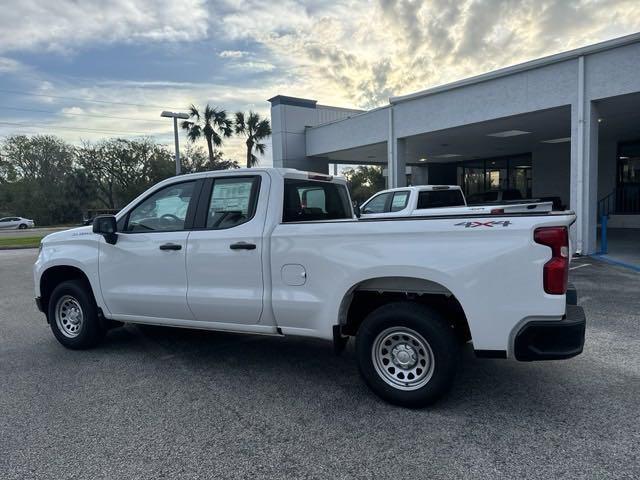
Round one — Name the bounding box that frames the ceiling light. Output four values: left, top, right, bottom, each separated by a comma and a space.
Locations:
541, 137, 571, 144
419, 158, 427, 162
487, 130, 531, 137
432, 154, 462, 158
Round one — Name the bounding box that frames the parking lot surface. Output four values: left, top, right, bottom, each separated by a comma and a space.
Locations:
1, 249, 638, 479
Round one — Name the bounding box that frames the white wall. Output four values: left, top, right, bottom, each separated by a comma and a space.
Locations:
393, 60, 578, 139
306, 107, 390, 156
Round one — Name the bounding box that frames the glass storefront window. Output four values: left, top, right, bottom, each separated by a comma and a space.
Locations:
618, 142, 640, 184
458, 154, 532, 199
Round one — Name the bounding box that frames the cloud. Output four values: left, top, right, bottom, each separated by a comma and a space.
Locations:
0, 0, 209, 53
2, 0, 640, 164
219, 50, 249, 58
215, 0, 640, 108
0, 57, 23, 74
0, 78, 274, 164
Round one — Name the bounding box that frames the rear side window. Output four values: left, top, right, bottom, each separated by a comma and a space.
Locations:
390, 191, 410, 212
417, 190, 465, 209
206, 176, 260, 229
283, 179, 351, 222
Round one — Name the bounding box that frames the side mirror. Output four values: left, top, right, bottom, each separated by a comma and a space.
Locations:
92, 215, 118, 245
353, 201, 361, 219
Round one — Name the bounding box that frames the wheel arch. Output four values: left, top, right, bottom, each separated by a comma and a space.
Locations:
337, 276, 471, 343
40, 265, 97, 318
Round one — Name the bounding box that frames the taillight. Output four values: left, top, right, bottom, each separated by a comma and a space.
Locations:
534, 226, 569, 295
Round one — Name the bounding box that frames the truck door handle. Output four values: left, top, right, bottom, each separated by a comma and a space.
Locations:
159, 243, 182, 251
230, 242, 256, 250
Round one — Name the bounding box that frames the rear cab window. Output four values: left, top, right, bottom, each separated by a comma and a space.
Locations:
283, 179, 352, 222
417, 189, 466, 209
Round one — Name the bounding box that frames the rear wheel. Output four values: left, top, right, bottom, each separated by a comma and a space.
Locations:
48, 280, 105, 349
356, 302, 459, 407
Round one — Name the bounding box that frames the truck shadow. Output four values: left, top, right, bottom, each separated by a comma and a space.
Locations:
102, 323, 620, 425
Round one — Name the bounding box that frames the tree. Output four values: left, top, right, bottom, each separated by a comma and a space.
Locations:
181, 104, 233, 168
181, 145, 239, 173
0, 135, 88, 225
76, 138, 174, 209
342, 165, 386, 204
234, 111, 271, 168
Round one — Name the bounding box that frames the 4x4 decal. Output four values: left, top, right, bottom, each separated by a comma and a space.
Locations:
455, 220, 512, 228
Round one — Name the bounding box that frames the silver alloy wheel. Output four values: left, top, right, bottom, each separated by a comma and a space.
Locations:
372, 327, 435, 391
55, 295, 84, 338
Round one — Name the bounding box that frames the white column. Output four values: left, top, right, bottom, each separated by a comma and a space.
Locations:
387, 107, 395, 187
582, 101, 599, 254
395, 138, 407, 187
570, 56, 599, 255
386, 106, 407, 188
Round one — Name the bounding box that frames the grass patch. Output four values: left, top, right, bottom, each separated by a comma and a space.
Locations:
0, 236, 44, 249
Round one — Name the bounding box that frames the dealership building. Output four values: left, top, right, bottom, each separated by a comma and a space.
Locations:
269, 32, 640, 255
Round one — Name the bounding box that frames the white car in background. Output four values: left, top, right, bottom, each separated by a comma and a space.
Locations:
0, 216, 35, 229
359, 185, 552, 218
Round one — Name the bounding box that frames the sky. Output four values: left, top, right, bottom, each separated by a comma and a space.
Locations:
0, 0, 639, 166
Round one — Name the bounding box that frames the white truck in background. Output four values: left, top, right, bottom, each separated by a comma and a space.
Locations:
359, 185, 553, 219
33, 168, 585, 407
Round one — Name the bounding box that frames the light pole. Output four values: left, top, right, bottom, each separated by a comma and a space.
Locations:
161, 111, 190, 175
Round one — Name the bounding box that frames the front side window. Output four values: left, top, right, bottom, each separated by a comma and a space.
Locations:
283, 179, 351, 222
390, 191, 410, 212
125, 181, 195, 232
362, 193, 390, 214
206, 176, 259, 229
417, 190, 466, 209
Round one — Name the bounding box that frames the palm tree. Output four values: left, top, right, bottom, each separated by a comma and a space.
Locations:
181, 104, 233, 168
234, 111, 271, 168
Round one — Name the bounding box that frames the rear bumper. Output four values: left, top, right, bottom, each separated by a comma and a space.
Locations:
514, 301, 586, 361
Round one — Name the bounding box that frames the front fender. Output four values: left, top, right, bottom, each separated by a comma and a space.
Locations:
34, 236, 107, 314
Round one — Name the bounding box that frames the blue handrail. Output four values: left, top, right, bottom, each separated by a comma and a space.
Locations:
597, 189, 616, 219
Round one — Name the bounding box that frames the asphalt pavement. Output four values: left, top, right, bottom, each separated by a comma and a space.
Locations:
1, 249, 638, 479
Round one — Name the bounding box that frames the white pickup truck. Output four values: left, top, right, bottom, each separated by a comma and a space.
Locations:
360, 185, 553, 218
34, 168, 585, 407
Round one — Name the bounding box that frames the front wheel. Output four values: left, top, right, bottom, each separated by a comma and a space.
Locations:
356, 302, 459, 407
48, 280, 105, 349
18, 223, 27, 229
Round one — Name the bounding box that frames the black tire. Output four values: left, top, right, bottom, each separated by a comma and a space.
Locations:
356, 302, 459, 408
48, 279, 105, 349
18, 223, 27, 229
